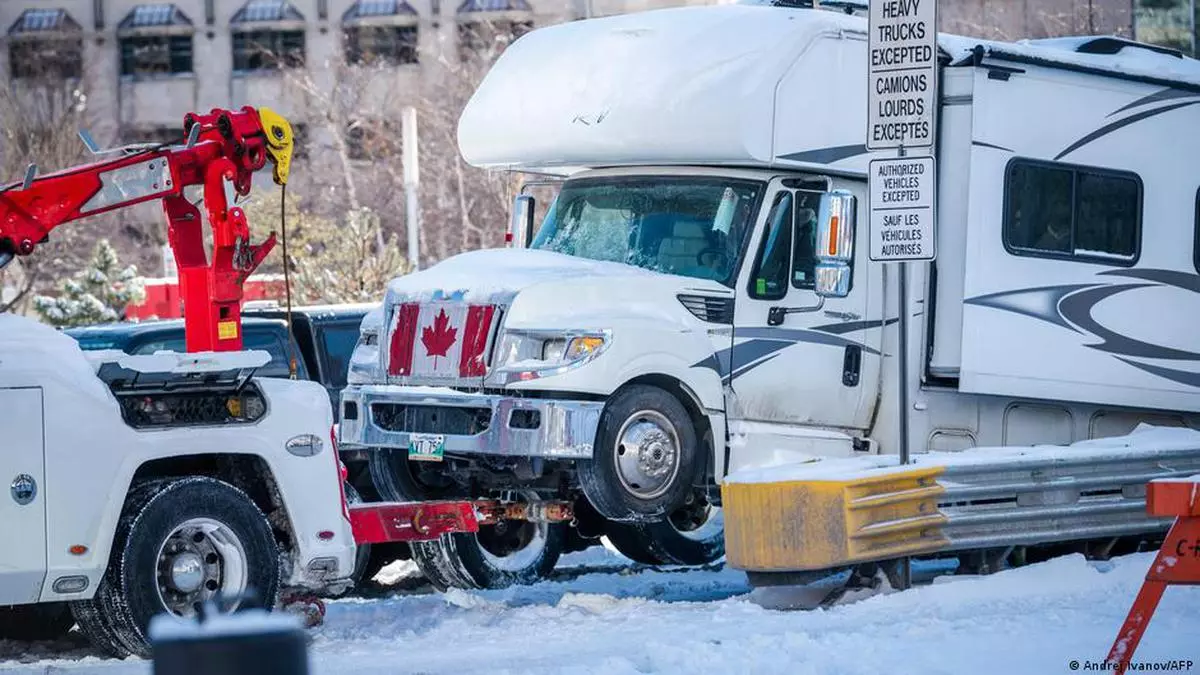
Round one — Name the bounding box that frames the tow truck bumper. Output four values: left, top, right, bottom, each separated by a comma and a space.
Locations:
338, 384, 604, 459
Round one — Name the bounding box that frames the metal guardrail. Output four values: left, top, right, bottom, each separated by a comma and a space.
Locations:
936, 446, 1200, 551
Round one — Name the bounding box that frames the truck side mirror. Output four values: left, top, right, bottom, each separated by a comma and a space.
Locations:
813, 189, 856, 298
509, 194, 535, 248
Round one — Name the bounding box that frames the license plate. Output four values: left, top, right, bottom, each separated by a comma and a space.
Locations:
408, 433, 445, 462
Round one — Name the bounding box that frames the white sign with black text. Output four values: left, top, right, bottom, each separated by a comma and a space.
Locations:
867, 0, 938, 150
869, 157, 936, 262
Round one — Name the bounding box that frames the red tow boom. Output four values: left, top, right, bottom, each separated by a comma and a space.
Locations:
0, 106, 294, 352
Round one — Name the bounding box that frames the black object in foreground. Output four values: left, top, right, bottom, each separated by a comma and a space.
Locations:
149, 599, 309, 675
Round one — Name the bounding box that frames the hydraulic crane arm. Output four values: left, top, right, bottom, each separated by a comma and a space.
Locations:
0, 106, 294, 352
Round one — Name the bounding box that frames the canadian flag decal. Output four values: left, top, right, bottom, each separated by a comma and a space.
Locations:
420, 309, 457, 366
388, 302, 496, 378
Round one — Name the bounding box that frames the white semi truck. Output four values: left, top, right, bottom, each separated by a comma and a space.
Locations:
338, 1, 1200, 588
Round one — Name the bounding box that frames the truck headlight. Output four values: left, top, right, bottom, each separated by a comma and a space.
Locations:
491, 330, 610, 383
346, 330, 382, 385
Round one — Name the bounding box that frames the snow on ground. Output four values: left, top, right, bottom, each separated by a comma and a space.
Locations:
2, 547, 1196, 675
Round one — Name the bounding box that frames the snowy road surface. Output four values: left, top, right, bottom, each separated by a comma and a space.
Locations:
2, 545, 1196, 675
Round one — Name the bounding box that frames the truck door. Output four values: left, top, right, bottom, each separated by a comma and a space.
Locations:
0, 387, 47, 604
729, 184, 881, 442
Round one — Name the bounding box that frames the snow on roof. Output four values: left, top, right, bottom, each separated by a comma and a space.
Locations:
459, 4, 1200, 173
457, 4, 868, 172
939, 33, 1200, 91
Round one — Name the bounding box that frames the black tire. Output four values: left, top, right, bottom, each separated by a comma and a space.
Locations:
410, 520, 568, 591
0, 602, 75, 641
577, 385, 700, 523
371, 449, 565, 591
70, 477, 281, 658
605, 498, 725, 566
369, 447, 461, 503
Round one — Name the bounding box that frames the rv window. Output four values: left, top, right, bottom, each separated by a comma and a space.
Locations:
749, 192, 793, 300
1003, 159, 1141, 265
1194, 188, 1199, 273
791, 191, 823, 290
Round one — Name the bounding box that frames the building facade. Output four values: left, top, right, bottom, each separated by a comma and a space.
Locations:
0, 0, 718, 148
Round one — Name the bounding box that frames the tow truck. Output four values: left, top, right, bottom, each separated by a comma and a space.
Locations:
0, 106, 572, 658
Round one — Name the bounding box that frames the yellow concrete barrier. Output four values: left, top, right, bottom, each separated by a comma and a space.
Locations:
721, 465, 950, 572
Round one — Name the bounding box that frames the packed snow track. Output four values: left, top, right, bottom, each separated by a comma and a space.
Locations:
1, 546, 1196, 674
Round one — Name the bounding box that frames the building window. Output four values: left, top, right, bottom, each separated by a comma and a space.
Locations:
1133, 0, 1197, 57
7, 9, 84, 80
233, 30, 306, 70
1003, 158, 1142, 265
456, 0, 532, 60
231, 0, 306, 72
117, 4, 195, 77
345, 25, 419, 65
457, 19, 531, 60
342, 1, 419, 65
120, 36, 194, 76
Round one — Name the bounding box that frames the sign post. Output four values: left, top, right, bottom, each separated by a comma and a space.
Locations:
868, 0, 938, 592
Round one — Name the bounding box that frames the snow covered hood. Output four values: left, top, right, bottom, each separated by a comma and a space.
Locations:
385, 248, 665, 306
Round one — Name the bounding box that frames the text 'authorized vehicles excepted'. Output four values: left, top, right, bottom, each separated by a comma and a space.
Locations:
869, 157, 936, 262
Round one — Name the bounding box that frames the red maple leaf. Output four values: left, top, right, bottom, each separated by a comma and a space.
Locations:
421, 309, 457, 366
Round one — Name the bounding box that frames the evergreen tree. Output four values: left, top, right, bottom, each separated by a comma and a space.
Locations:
33, 239, 146, 327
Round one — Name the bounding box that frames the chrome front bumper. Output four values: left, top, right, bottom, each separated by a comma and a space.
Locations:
338, 385, 604, 460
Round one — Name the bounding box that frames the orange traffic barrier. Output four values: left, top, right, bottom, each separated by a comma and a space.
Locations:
1106, 477, 1200, 674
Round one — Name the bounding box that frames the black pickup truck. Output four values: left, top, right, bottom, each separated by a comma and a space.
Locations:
64, 302, 408, 587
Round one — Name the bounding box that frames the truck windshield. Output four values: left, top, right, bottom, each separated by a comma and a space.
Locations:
530, 177, 763, 286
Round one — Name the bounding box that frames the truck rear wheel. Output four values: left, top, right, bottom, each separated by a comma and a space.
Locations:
605, 496, 725, 566
578, 385, 701, 523
0, 602, 75, 641
410, 518, 567, 591
71, 477, 281, 658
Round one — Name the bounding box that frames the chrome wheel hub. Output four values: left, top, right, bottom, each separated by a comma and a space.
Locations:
155, 518, 248, 617
615, 410, 681, 500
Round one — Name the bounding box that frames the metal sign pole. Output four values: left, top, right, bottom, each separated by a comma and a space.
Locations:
867, 0, 937, 592
896, 140, 912, 591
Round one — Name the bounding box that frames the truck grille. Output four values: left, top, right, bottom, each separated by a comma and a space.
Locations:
371, 403, 492, 435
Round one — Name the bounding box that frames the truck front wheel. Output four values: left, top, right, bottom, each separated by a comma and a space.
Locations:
71, 477, 281, 658
577, 385, 701, 523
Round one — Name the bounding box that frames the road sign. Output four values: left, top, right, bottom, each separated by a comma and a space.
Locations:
869, 156, 936, 262
867, 0, 938, 151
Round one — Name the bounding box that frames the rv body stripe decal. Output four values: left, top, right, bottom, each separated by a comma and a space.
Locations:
777, 144, 869, 164
1055, 99, 1200, 160
965, 269, 1200, 389
1108, 87, 1199, 117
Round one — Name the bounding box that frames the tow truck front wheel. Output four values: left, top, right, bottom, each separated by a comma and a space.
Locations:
578, 385, 700, 523
71, 477, 280, 658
